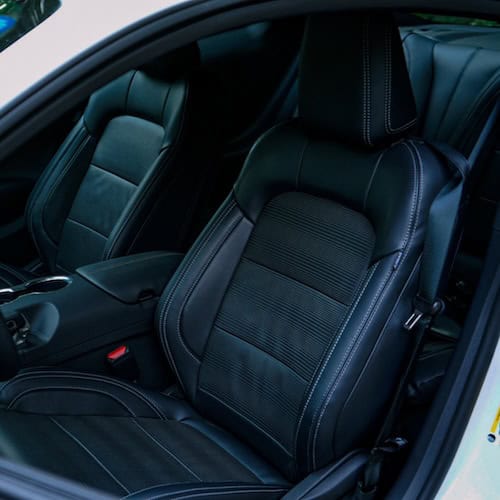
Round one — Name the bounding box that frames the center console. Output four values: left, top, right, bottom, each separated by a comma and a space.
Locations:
0, 251, 183, 378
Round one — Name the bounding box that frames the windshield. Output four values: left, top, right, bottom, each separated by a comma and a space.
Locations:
0, 0, 61, 52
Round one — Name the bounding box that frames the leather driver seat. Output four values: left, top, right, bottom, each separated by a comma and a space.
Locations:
0, 13, 452, 498
0, 45, 208, 288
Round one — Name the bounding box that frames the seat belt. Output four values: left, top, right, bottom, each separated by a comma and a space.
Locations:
353, 143, 468, 500
354, 98, 500, 498
405, 142, 469, 330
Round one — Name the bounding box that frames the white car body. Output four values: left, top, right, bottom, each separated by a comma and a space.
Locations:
0, 0, 184, 111
0, 2, 499, 498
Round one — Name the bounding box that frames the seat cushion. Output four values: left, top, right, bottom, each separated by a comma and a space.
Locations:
0, 263, 36, 289
0, 370, 288, 497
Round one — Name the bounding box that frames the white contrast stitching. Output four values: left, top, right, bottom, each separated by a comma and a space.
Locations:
310, 141, 423, 468
50, 417, 130, 494
174, 214, 243, 362
199, 388, 292, 457
131, 419, 202, 481
3, 371, 165, 419
384, 25, 417, 135
158, 200, 237, 386
7, 386, 137, 416
362, 19, 373, 146
123, 484, 287, 500
293, 263, 378, 459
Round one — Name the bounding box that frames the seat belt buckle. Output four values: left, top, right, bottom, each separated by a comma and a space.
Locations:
354, 437, 408, 499
106, 345, 139, 382
404, 310, 425, 331
404, 298, 444, 331
374, 436, 408, 455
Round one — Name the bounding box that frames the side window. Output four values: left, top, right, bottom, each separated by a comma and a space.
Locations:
413, 13, 500, 27
0, 0, 61, 52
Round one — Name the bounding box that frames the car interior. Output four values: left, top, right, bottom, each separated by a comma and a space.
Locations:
0, 7, 498, 499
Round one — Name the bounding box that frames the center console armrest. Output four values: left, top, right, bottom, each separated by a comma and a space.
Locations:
77, 252, 184, 304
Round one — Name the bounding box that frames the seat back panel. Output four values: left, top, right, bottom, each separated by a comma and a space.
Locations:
403, 30, 500, 155
92, 116, 164, 184
160, 13, 451, 482
198, 192, 375, 458
27, 46, 202, 272
55, 115, 164, 271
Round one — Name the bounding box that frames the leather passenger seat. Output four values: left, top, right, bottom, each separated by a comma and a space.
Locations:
0, 13, 453, 498
0, 44, 209, 288
401, 27, 500, 406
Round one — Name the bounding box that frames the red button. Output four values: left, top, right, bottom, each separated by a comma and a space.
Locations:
107, 345, 128, 361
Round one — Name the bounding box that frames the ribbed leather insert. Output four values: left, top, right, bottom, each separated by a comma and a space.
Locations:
56, 116, 164, 271
199, 192, 375, 455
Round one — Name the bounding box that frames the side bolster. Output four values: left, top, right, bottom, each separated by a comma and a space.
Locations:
297, 140, 450, 474
157, 196, 254, 402
102, 80, 192, 260
0, 370, 168, 419
26, 119, 97, 273
125, 483, 288, 499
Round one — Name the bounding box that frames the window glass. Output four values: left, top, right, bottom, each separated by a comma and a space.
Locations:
415, 13, 500, 27
0, 0, 61, 52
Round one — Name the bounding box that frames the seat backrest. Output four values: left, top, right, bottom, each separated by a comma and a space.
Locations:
158, 13, 450, 481
402, 26, 500, 156
402, 27, 500, 311
26, 45, 203, 274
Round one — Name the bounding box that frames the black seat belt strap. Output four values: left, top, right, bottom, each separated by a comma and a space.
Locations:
405, 141, 468, 331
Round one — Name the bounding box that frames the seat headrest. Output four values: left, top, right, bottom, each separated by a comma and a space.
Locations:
141, 43, 200, 80
299, 13, 417, 147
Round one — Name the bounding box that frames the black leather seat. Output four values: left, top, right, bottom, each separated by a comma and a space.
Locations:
0, 45, 207, 289
0, 14, 451, 498
403, 27, 500, 155
401, 27, 500, 405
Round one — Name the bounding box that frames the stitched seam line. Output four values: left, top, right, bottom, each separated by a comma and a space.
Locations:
26, 124, 87, 235
433, 48, 479, 141
124, 71, 137, 114
131, 420, 202, 481
384, 26, 417, 134
311, 138, 423, 467
199, 388, 292, 457
123, 485, 287, 500
295, 138, 309, 190
102, 164, 159, 260
104, 82, 190, 260
362, 19, 372, 146
160, 84, 173, 124
310, 263, 392, 468
174, 214, 244, 364
3, 371, 165, 419
66, 217, 108, 239
7, 386, 137, 416
31, 132, 91, 262
173, 488, 288, 500
293, 263, 378, 459
91, 162, 138, 186
241, 256, 351, 307
305, 262, 380, 466
50, 417, 130, 494
158, 200, 236, 386
363, 149, 386, 210
158, 204, 234, 387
